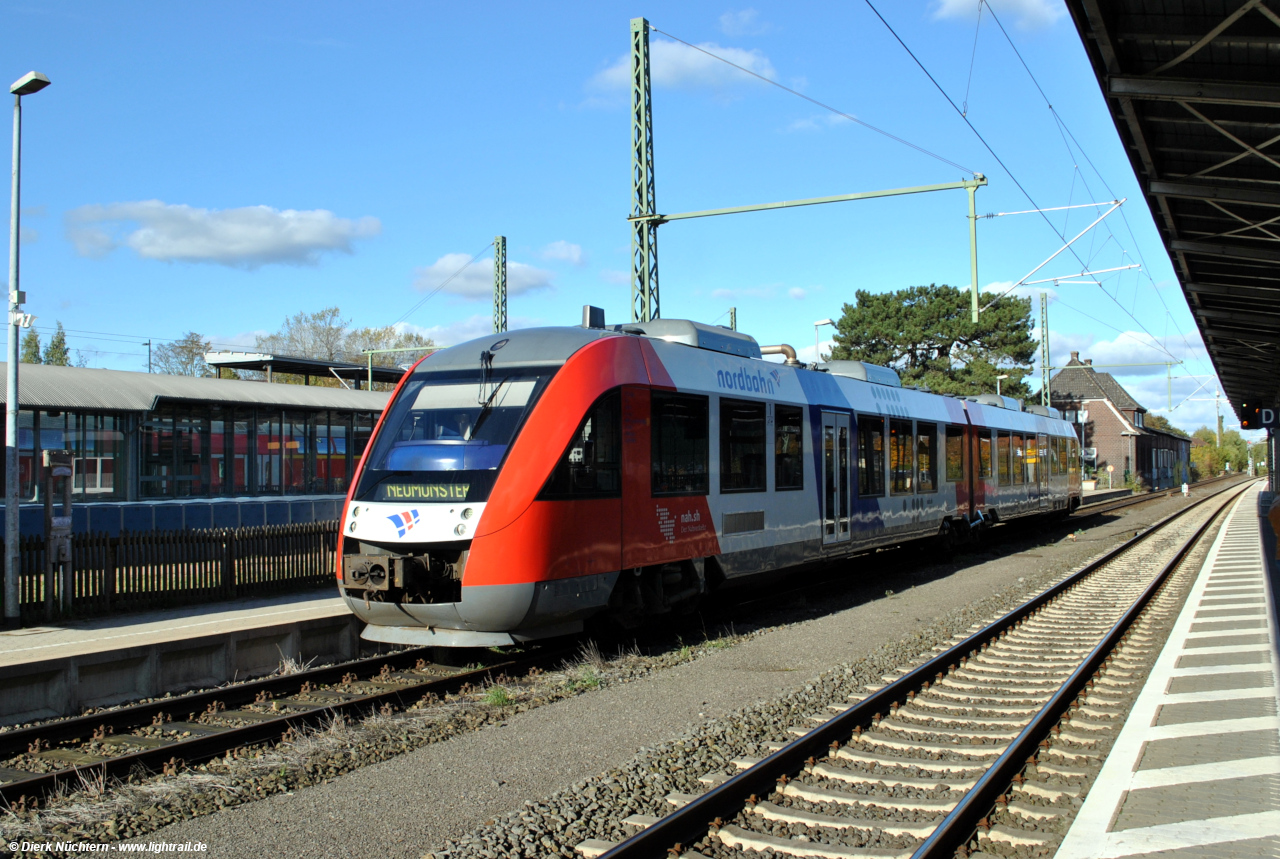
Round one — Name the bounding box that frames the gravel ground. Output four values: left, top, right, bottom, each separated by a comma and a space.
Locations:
0, 491, 1224, 858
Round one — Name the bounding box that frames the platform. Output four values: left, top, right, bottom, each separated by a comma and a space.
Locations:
1056, 482, 1280, 858
0, 589, 359, 724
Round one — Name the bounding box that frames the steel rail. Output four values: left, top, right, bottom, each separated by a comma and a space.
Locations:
598, 479, 1253, 858
0, 645, 573, 806
911, 480, 1248, 857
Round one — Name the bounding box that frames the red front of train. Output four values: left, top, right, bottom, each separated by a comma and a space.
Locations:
335, 327, 718, 648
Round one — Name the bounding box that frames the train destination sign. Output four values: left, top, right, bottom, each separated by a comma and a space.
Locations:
376, 483, 470, 501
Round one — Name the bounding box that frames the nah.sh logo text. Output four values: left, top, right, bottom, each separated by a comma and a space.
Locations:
387, 510, 421, 538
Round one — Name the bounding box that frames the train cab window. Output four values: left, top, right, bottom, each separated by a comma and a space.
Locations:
1050, 437, 1061, 476
945, 425, 965, 482
1013, 434, 1026, 484
889, 419, 914, 495
652, 392, 709, 496
775, 404, 804, 491
979, 431, 993, 480
721, 398, 767, 493
997, 432, 1011, 485
857, 415, 885, 497
539, 389, 622, 499
916, 422, 937, 492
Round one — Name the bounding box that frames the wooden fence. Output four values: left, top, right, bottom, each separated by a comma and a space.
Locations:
6, 521, 338, 625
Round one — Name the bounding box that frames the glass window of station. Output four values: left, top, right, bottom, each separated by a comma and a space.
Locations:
5, 404, 378, 502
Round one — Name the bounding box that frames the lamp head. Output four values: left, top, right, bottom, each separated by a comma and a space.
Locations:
814, 318, 834, 327
10, 72, 50, 96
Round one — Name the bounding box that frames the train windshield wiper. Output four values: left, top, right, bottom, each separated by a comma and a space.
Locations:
469, 378, 507, 439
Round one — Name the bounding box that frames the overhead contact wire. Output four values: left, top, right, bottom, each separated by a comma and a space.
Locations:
648, 25, 977, 176
862, 0, 1179, 363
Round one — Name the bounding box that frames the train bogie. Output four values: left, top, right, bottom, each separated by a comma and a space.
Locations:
338, 315, 1081, 647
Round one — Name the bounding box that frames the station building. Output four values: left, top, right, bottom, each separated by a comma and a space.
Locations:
0, 362, 389, 536
1049, 352, 1191, 490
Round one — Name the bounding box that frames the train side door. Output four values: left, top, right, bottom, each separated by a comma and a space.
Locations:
1037, 433, 1049, 509
821, 412, 851, 545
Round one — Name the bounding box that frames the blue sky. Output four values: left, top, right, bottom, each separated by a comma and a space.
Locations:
0, 0, 1251, 440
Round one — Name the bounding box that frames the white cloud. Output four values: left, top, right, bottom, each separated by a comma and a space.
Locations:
539, 240, 586, 266
789, 287, 807, 300
1045, 329, 1207, 378
19, 226, 38, 245
412, 253, 553, 300
600, 269, 629, 286
720, 8, 769, 36
931, 0, 1065, 29
66, 200, 381, 268
786, 113, 849, 133
394, 315, 541, 348
589, 39, 777, 93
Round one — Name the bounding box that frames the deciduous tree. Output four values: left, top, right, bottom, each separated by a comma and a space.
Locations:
829, 284, 1037, 399
19, 328, 40, 364
153, 332, 213, 377
44, 322, 70, 366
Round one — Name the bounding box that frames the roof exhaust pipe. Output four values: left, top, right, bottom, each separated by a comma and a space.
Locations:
761, 344, 802, 367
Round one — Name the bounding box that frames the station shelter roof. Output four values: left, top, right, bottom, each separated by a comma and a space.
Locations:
0, 362, 390, 413
203, 351, 411, 387
1066, 2, 1280, 417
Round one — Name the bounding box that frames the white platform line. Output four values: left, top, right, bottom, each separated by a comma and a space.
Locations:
1144, 715, 1280, 740
1130, 755, 1280, 790
1176, 643, 1273, 656
1161, 687, 1276, 706
1168, 663, 1273, 677
1091, 810, 1280, 859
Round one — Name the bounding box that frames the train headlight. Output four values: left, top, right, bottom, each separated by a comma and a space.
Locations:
461, 507, 474, 520
454, 524, 467, 536
349, 521, 357, 533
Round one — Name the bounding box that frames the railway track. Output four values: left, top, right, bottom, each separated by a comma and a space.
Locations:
1072, 472, 1240, 519
0, 642, 571, 809
578, 479, 1252, 859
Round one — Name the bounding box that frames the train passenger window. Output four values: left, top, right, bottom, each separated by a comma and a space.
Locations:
997, 432, 1011, 485
652, 392, 709, 496
721, 398, 767, 493
945, 425, 964, 482
1051, 437, 1061, 476
1013, 434, 1026, 484
979, 431, 993, 479
889, 419, 914, 495
775, 404, 804, 491
539, 389, 622, 499
857, 415, 885, 497
916, 423, 937, 492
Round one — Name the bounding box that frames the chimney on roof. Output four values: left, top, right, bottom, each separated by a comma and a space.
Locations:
1070, 351, 1079, 363
1084, 358, 1092, 366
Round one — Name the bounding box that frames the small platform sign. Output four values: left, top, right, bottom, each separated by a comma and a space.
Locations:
1240, 407, 1278, 430
42, 449, 73, 478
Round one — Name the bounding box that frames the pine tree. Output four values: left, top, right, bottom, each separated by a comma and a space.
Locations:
44, 322, 70, 366
830, 284, 1038, 399
19, 328, 41, 364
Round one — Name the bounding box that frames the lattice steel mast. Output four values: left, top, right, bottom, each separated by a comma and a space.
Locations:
1040, 292, 1050, 406
493, 235, 507, 333
630, 17, 659, 323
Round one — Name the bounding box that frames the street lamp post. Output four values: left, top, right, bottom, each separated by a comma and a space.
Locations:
814, 319, 834, 363
996, 374, 1010, 398
5, 71, 50, 630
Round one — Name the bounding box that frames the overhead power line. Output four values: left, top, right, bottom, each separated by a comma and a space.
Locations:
392, 241, 495, 326
648, 25, 977, 176
862, 0, 1179, 364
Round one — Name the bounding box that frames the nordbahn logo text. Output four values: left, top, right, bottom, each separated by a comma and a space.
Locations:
716, 366, 780, 394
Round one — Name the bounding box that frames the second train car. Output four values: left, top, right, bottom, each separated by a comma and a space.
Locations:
338, 313, 1081, 647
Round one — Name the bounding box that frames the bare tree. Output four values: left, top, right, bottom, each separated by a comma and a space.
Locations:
153, 332, 213, 377
255, 307, 349, 361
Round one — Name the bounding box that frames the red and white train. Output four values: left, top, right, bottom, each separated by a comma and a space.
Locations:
337, 312, 1081, 647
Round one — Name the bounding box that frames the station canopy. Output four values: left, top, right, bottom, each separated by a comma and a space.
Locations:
204, 351, 410, 388
1067, 2, 1280, 416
